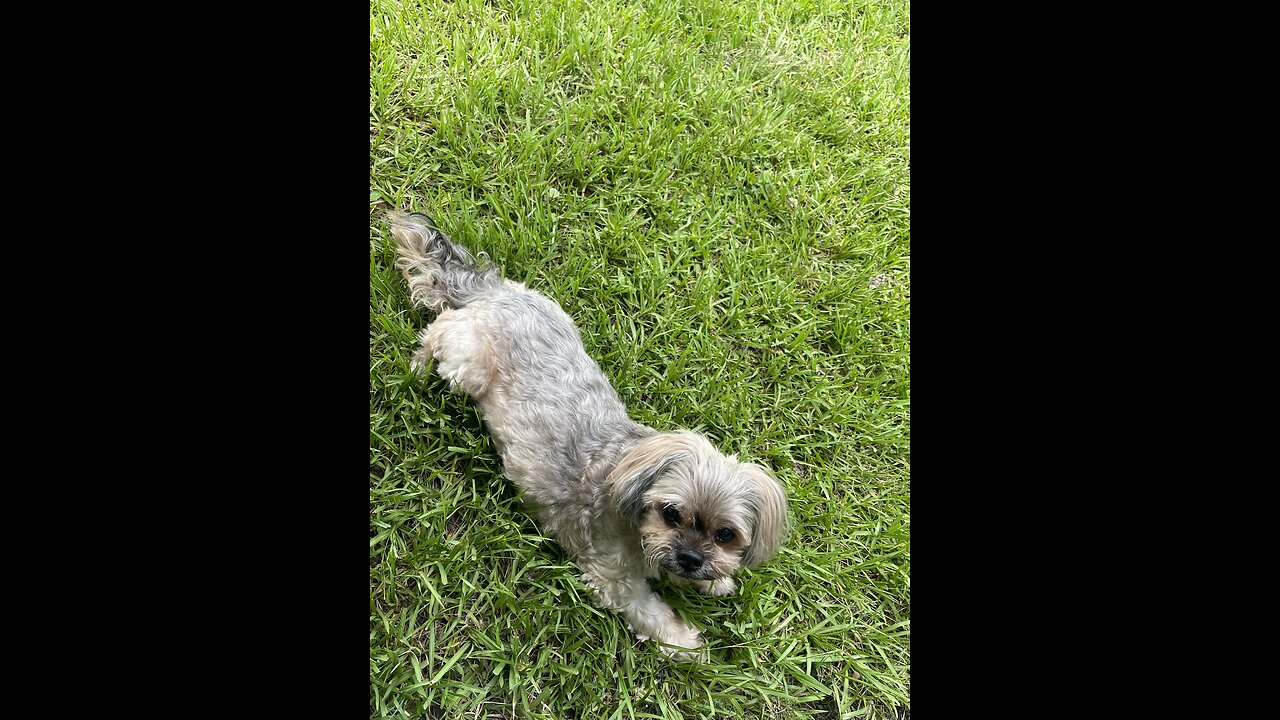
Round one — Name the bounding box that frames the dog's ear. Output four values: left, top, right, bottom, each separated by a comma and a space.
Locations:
740, 463, 788, 567
606, 434, 684, 526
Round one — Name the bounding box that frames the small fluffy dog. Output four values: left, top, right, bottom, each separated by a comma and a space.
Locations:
388, 212, 787, 660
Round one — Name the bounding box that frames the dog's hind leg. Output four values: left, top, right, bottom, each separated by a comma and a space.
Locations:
415, 308, 498, 399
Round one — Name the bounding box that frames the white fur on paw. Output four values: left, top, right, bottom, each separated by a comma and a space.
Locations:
656, 623, 704, 662
705, 577, 736, 597
660, 636, 707, 663
409, 348, 433, 375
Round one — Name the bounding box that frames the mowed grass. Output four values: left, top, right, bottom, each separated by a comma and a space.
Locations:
369, 0, 909, 717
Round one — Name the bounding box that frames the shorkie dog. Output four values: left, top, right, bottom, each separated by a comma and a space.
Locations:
388, 211, 787, 660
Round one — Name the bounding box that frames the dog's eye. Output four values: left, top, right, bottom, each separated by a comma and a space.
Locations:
714, 528, 735, 543
662, 506, 681, 525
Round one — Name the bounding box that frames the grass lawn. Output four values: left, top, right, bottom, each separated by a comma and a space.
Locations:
369, 0, 909, 717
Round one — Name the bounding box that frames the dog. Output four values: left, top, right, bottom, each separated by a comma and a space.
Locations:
387, 211, 787, 660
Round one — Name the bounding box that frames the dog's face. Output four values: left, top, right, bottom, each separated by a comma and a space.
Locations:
607, 431, 788, 581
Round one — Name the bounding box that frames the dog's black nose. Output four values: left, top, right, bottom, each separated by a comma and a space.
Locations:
676, 548, 704, 571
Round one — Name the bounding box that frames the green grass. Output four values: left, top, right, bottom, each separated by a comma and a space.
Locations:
369, 0, 909, 717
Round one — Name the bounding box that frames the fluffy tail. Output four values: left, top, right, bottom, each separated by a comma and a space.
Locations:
386, 212, 501, 312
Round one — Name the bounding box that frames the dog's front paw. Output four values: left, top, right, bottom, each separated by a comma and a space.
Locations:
703, 577, 736, 597
655, 620, 706, 662
664, 644, 709, 663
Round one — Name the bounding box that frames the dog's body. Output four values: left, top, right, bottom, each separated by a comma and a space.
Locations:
388, 212, 787, 659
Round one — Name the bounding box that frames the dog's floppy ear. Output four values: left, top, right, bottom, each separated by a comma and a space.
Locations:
740, 463, 788, 567
606, 433, 684, 526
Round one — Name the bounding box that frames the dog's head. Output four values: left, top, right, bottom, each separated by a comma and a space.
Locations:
607, 431, 788, 581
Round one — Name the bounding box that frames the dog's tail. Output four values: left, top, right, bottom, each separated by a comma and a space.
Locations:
386, 212, 502, 312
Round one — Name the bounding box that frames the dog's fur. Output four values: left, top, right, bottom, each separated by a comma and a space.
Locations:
388, 211, 787, 660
